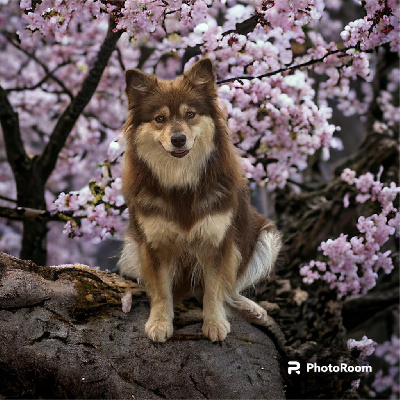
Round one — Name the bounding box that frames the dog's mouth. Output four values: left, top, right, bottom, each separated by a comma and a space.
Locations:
170, 149, 189, 158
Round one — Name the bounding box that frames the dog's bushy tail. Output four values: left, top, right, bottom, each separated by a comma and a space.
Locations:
117, 235, 142, 281
236, 227, 282, 292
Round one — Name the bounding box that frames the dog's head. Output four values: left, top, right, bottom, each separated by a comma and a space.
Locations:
125, 59, 218, 159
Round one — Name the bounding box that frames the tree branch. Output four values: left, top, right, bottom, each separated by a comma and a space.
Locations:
0, 85, 30, 176
216, 46, 356, 84
115, 45, 126, 73
216, 5, 393, 86
0, 206, 67, 223
0, 195, 17, 204
3, 33, 74, 100
37, 18, 122, 183
6, 61, 72, 94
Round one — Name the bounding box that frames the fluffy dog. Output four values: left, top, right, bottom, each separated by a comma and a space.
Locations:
118, 59, 282, 342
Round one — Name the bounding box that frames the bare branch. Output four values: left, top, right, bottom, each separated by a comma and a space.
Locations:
0, 195, 17, 204
83, 111, 122, 131
0, 204, 125, 224
115, 45, 126, 72
6, 61, 72, 95
4, 33, 74, 99
0, 206, 63, 223
216, 46, 356, 84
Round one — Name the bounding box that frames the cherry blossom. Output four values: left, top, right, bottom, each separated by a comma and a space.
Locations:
347, 335, 377, 364
301, 168, 400, 298
372, 335, 400, 399
0, 0, 398, 269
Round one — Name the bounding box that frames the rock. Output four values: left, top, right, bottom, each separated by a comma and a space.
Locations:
0, 252, 285, 399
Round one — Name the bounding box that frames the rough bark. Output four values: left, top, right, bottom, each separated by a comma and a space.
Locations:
0, 252, 285, 400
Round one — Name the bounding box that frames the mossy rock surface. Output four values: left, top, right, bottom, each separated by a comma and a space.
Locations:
0, 252, 285, 399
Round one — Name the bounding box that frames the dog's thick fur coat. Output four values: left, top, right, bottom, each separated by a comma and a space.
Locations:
118, 59, 282, 342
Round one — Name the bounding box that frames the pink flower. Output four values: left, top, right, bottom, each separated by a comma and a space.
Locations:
302, 168, 399, 298
341, 168, 356, 184
347, 336, 377, 359
343, 192, 350, 208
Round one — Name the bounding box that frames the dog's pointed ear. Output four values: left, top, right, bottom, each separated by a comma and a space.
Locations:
184, 59, 216, 93
126, 69, 157, 107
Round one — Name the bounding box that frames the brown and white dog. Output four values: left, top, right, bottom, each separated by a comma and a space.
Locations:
118, 59, 282, 342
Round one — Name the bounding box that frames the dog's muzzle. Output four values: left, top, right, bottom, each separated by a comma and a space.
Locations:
170, 133, 189, 158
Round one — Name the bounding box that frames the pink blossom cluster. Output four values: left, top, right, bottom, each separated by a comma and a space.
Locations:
256, 0, 325, 48
300, 168, 400, 298
372, 335, 400, 399
255, 0, 384, 121
217, 74, 336, 188
19, 0, 105, 46
293, 1, 399, 120
175, 0, 339, 188
347, 335, 376, 392
12, 0, 395, 196
1, 0, 399, 265
0, 0, 135, 260
340, 0, 400, 52
1, 0, 118, 173
52, 137, 128, 242
113, 0, 211, 39
375, 67, 400, 136
303, 39, 372, 119
347, 335, 377, 364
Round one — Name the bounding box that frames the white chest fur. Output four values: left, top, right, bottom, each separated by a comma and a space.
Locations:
137, 211, 233, 249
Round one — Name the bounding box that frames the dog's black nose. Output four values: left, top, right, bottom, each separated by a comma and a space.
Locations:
171, 133, 186, 148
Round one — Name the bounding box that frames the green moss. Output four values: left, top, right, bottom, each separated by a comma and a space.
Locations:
71, 276, 121, 322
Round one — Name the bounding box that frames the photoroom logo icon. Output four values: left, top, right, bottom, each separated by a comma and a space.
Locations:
288, 361, 301, 375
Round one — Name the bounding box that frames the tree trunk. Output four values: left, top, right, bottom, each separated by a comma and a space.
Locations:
0, 252, 285, 399
20, 218, 48, 265
15, 158, 48, 265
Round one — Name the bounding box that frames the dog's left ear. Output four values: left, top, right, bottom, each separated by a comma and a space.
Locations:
184, 59, 216, 94
125, 69, 157, 108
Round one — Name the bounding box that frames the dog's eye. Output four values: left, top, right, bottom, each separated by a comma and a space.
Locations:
186, 111, 196, 119
155, 115, 166, 123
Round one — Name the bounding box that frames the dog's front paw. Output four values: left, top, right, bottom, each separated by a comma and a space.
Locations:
202, 318, 231, 342
145, 317, 173, 342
